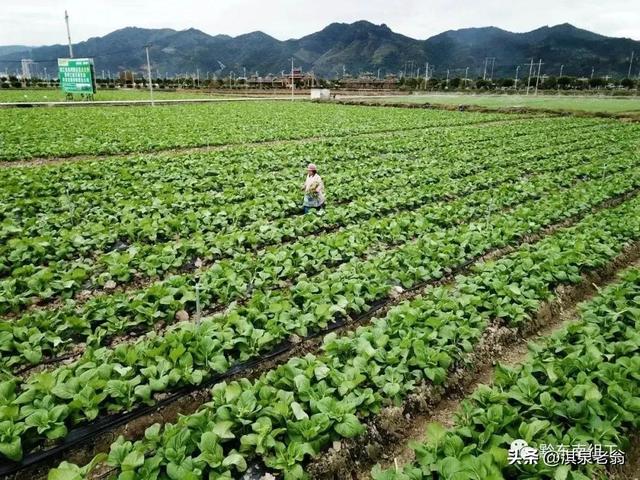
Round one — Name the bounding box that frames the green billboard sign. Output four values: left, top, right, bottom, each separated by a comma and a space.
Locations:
58, 58, 96, 94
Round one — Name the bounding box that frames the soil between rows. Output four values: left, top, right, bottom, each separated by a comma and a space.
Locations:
308, 247, 640, 480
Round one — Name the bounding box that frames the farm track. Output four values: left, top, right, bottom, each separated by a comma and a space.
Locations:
9, 186, 639, 480
307, 245, 640, 480
11, 150, 628, 376
0, 114, 544, 168
3, 124, 614, 323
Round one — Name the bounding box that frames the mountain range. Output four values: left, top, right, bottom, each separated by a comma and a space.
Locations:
1, 21, 638, 79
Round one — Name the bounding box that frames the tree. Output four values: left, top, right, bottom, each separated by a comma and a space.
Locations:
540, 75, 557, 90
475, 78, 491, 89
449, 77, 461, 89
557, 76, 572, 89
426, 78, 439, 90
620, 78, 636, 89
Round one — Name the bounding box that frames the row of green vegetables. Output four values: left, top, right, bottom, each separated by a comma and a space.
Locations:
2, 167, 638, 463
0, 102, 510, 161
3, 149, 632, 370
374, 265, 640, 480
44, 190, 640, 479
1, 115, 572, 209
0, 118, 597, 285
1, 129, 625, 315
0, 160, 581, 369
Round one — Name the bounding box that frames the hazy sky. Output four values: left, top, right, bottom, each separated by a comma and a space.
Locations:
2, 0, 639, 46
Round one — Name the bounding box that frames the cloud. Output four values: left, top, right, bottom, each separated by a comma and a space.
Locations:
1, 0, 638, 46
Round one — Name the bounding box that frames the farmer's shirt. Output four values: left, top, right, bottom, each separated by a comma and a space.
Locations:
303, 173, 325, 207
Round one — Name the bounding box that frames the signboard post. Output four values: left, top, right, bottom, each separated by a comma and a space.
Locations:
57, 58, 96, 99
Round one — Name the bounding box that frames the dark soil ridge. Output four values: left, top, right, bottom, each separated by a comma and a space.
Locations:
5, 187, 639, 480
610, 433, 640, 480
335, 99, 640, 123
305, 244, 640, 480
0, 115, 539, 168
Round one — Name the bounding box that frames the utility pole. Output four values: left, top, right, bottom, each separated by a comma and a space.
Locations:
534, 59, 542, 95
515, 65, 520, 89
377, 68, 380, 80
558, 65, 563, 91
145, 45, 154, 106
424, 62, 428, 89
483, 57, 489, 80
425, 62, 429, 89
489, 57, 495, 81
446, 69, 449, 88
629, 51, 635, 78
526, 59, 534, 95
591, 67, 595, 79
64, 10, 74, 58
291, 58, 294, 101
464, 66, 468, 87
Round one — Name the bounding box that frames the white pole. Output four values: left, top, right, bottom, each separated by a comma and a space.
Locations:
291, 58, 294, 100
446, 69, 449, 88
628, 51, 635, 78
424, 62, 428, 89
464, 66, 468, 87
526, 59, 534, 95
65, 10, 74, 58
558, 65, 564, 91
534, 59, 542, 95
515, 65, 520, 89
145, 45, 154, 106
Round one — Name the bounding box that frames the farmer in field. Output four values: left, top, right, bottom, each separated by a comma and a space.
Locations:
302, 163, 325, 214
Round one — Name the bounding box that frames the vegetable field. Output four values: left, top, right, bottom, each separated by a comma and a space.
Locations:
0, 89, 235, 103
1, 101, 639, 480
346, 93, 640, 115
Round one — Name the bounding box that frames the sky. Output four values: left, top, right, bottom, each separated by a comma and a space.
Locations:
1, 0, 639, 46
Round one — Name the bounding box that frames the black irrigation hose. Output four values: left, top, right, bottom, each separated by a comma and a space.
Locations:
0, 299, 388, 478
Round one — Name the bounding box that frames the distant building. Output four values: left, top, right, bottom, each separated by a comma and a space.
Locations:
282, 68, 316, 88
119, 71, 135, 82
339, 74, 399, 89
246, 68, 317, 88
